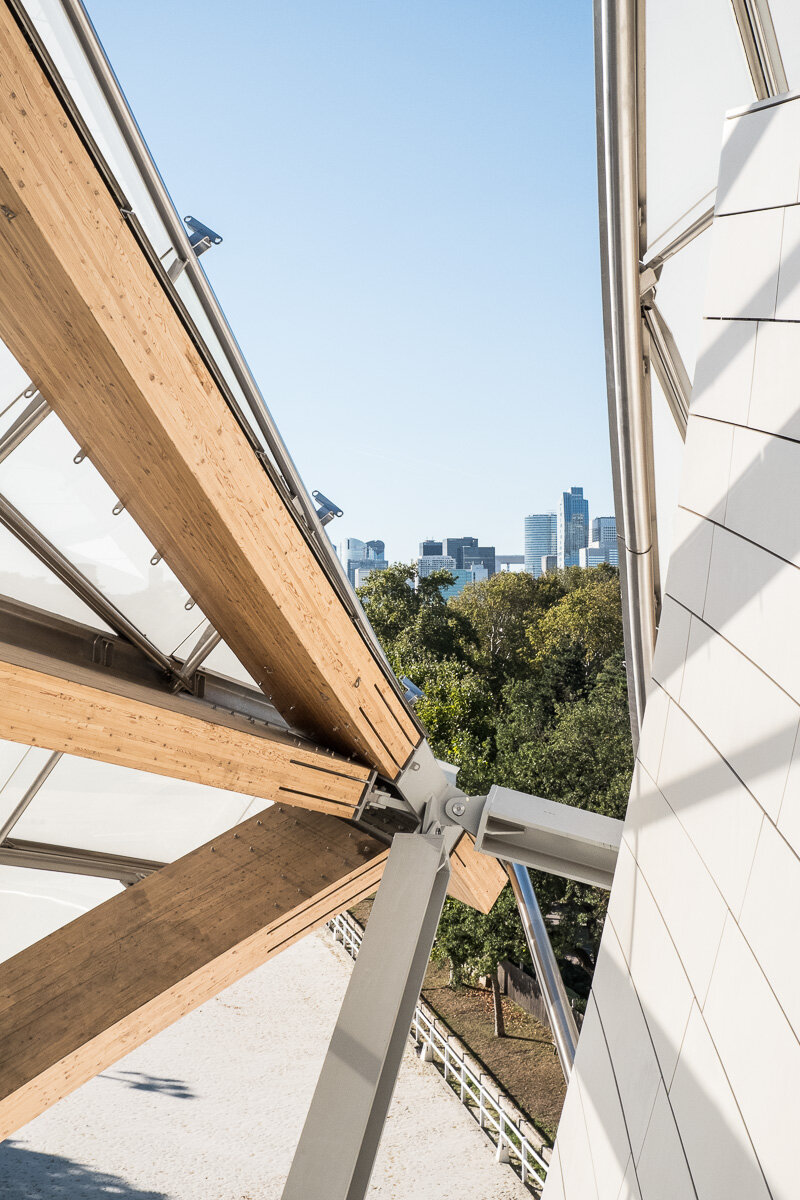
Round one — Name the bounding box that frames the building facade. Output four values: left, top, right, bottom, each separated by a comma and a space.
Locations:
591, 515, 619, 566
419, 539, 443, 556
340, 538, 387, 587
524, 512, 557, 577
417, 554, 457, 579
557, 487, 589, 568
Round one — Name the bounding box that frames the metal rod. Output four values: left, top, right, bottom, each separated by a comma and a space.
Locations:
643, 301, 690, 439
0, 837, 164, 885
594, 0, 660, 748
506, 862, 579, 1081
0, 751, 62, 843
0, 491, 177, 679
171, 621, 222, 692
730, 0, 788, 100
643, 203, 714, 272
0, 394, 50, 465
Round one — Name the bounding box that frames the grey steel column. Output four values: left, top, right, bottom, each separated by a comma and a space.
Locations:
594, 0, 659, 749
506, 862, 579, 1081
282, 832, 453, 1200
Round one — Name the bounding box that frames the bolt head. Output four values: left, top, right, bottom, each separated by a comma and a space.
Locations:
452, 802, 466, 817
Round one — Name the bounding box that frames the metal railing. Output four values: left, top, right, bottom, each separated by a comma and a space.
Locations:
326, 911, 550, 1192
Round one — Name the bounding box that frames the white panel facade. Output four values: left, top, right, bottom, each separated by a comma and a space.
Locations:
547, 93, 800, 1199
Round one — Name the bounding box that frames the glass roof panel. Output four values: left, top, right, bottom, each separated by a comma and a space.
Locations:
645, 0, 753, 252
769, 0, 800, 91
0, 415, 208, 653
0, 522, 114, 630
0, 866, 121, 964
0, 746, 56, 832
13, 755, 266, 863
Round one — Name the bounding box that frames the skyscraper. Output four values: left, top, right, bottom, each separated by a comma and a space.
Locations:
417, 554, 457, 578
419, 539, 443, 556
591, 515, 618, 566
558, 487, 589, 568
444, 536, 478, 568
462, 544, 496, 578
340, 538, 387, 586
524, 512, 557, 577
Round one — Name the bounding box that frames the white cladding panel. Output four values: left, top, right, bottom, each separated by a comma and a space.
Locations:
548, 93, 800, 1199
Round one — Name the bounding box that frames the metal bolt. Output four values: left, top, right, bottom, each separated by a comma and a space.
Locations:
451, 802, 466, 817
411, 762, 421, 772
249, 846, 254, 852
210, 846, 215, 852
233, 833, 239, 839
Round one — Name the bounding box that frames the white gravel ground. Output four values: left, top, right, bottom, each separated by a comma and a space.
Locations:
0, 929, 531, 1199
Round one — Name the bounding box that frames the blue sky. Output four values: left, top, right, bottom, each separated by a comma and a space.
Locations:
90, 0, 611, 562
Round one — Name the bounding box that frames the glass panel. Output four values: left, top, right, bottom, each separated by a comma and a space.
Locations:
0, 746, 56, 833
0, 415, 208, 654
0, 522, 114, 629
14, 755, 263, 863
769, 0, 800, 91
0, 867, 120, 963
646, 0, 753, 251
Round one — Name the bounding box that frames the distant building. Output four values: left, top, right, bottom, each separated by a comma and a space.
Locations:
463, 545, 496, 578
495, 554, 525, 573
579, 544, 611, 568
558, 487, 589, 568
340, 537, 387, 587
592, 515, 618, 566
419, 539, 443, 556
417, 554, 457, 578
445, 537, 478, 569
441, 565, 488, 600
524, 513, 557, 577
541, 554, 557, 574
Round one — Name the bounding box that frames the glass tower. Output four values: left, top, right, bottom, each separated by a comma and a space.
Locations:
524, 512, 557, 577
558, 487, 589, 568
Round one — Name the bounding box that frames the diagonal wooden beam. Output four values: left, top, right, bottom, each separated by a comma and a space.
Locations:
0, 1, 419, 778
0, 805, 388, 1142
0, 644, 372, 817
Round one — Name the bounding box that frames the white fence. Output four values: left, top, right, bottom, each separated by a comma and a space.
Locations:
326, 910, 551, 1193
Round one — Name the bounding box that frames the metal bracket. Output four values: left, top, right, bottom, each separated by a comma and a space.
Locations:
183, 215, 223, 258
311, 490, 343, 527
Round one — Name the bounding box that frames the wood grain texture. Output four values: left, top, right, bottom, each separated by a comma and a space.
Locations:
0, 649, 372, 816
0, 805, 388, 1141
0, 3, 418, 777
448, 834, 507, 913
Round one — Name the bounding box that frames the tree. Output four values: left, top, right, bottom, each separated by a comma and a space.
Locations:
432, 887, 530, 1037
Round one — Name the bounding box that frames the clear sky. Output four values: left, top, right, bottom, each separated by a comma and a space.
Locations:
89, 0, 612, 562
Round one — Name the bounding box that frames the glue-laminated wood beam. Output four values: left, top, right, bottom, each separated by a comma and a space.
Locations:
0, 645, 372, 817
0, 804, 388, 1141
0, 1, 419, 777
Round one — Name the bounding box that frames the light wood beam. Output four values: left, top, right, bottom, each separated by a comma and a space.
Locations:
0, 646, 372, 817
448, 834, 507, 913
0, 805, 388, 1141
0, 2, 418, 777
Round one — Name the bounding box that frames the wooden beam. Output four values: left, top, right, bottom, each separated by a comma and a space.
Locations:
0, 2, 419, 777
0, 645, 372, 817
0, 805, 388, 1141
448, 835, 507, 913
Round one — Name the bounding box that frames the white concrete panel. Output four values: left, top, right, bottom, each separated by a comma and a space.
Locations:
615, 1157, 642, 1200
0, 867, 121, 962
704, 522, 800, 705
739, 819, 800, 1036
555, 1068, 599, 1200
702, 916, 800, 1200
775, 203, 800, 320
680, 617, 797, 820
607, 841, 694, 1086
634, 1085, 694, 1197
777, 727, 800, 856
651, 596, 691, 702
717, 100, 800, 215
650, 374, 684, 586
591, 922, 661, 1160
651, 226, 714, 383
690, 317, 755, 427
624, 763, 728, 1002
542, 1146, 566, 1200
657, 701, 764, 915
749, 320, 800, 441
678, 415, 733, 525
669, 1003, 770, 1200
663, 508, 713, 617
574, 999, 633, 1200
704, 208, 784, 319
637, 684, 670, 783
726, 423, 800, 566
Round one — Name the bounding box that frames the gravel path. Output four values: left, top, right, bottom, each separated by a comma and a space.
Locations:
0, 930, 530, 1199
